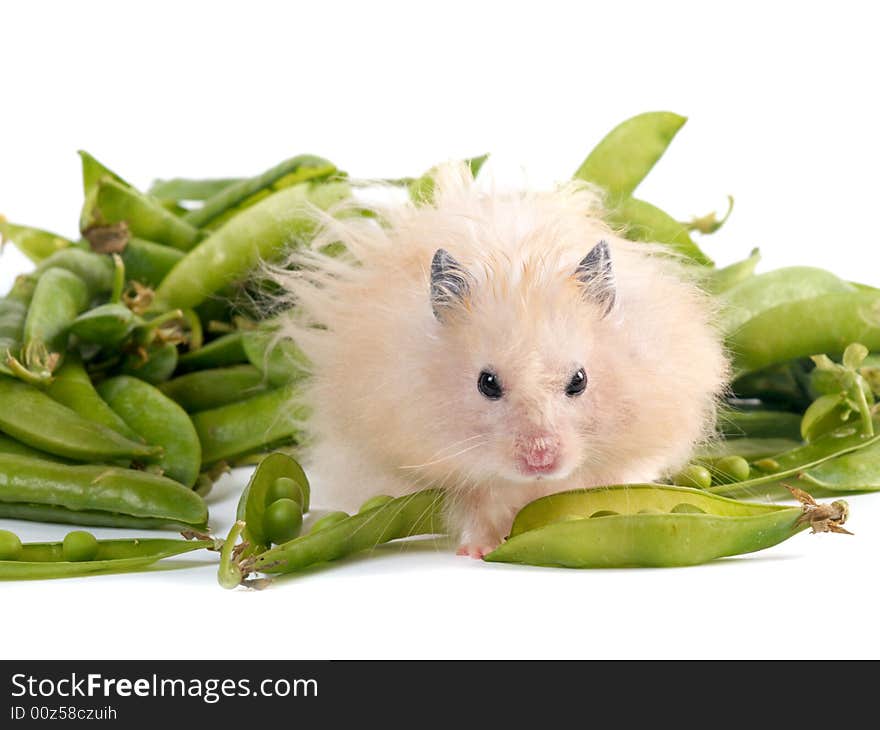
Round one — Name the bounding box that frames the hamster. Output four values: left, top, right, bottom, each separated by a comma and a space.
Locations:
273, 163, 729, 557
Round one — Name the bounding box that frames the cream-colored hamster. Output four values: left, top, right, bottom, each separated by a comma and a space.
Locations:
274, 163, 728, 557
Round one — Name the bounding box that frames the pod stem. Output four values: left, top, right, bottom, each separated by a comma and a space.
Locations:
217, 520, 247, 589
136, 308, 184, 345
110, 253, 126, 304
787, 485, 853, 535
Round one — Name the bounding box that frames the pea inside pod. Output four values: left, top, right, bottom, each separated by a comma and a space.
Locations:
485, 485, 848, 568
0, 536, 215, 581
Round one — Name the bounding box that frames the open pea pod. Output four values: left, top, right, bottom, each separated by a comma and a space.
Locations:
485, 485, 846, 568
236, 452, 311, 552
0, 537, 215, 580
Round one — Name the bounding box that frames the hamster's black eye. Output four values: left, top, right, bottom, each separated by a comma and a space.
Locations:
477, 370, 503, 400
565, 368, 588, 397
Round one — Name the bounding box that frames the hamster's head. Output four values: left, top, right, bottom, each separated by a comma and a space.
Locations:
424, 241, 621, 484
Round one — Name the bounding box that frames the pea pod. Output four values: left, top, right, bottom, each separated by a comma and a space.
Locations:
249, 489, 445, 578
33, 248, 115, 298
98, 376, 201, 487
15, 268, 89, 381
120, 237, 185, 287
0, 502, 197, 530
796, 440, 880, 492
0, 453, 207, 527
149, 177, 242, 203
0, 433, 64, 462
0, 298, 27, 378
183, 154, 337, 228
242, 330, 308, 387
159, 365, 268, 412
120, 341, 179, 384
69, 303, 138, 345
192, 383, 304, 465
0, 221, 72, 263
46, 355, 140, 441
153, 181, 350, 311
234, 452, 311, 554
709, 416, 880, 498
484, 485, 845, 568
607, 197, 712, 265
730, 290, 880, 375
704, 248, 760, 295
573, 111, 687, 202
80, 152, 202, 250
717, 408, 803, 440
0, 535, 214, 581
177, 332, 248, 372
720, 267, 854, 335
0, 376, 160, 462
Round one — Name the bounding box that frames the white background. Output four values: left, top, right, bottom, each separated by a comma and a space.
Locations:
1, 0, 879, 659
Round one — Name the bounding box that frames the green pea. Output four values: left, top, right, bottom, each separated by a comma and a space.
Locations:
264, 499, 304, 545
0, 530, 23, 561
670, 503, 707, 514
265, 477, 305, 507
358, 494, 394, 513
713, 456, 751, 484
62, 531, 99, 562
309, 511, 349, 533
672, 464, 712, 490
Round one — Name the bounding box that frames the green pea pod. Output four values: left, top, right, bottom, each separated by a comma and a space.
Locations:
177, 332, 248, 372
704, 248, 761, 295
183, 154, 337, 228
242, 330, 309, 387
0, 433, 65, 462
191, 383, 304, 465
607, 197, 712, 266
69, 303, 138, 345
797, 440, 880, 492
0, 537, 214, 581
0, 502, 197, 530
235, 452, 311, 553
0, 453, 207, 526
5, 276, 36, 305
120, 237, 184, 288
149, 177, 243, 203
484, 485, 832, 569
695, 437, 802, 462
720, 267, 854, 335
159, 365, 268, 412
800, 393, 847, 442
120, 342, 179, 384
0, 298, 27, 378
573, 112, 687, 201
0, 375, 160, 462
153, 181, 351, 311
24, 268, 89, 351
717, 408, 803, 440
409, 155, 489, 205
98, 375, 201, 488
250, 489, 445, 578
33, 248, 115, 299
730, 290, 880, 375
1, 221, 72, 263
709, 416, 880, 498
46, 355, 140, 441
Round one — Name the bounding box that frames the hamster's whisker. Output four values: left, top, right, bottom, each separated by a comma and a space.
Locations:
398, 436, 489, 470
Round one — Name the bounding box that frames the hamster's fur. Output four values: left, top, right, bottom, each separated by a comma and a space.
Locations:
273, 163, 729, 557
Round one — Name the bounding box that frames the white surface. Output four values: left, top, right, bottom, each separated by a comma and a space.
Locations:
2, 1, 879, 660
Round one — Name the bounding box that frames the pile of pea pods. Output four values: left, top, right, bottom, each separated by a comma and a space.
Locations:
0, 111, 874, 582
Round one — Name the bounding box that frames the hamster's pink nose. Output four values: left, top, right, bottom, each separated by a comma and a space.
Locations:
515, 433, 561, 476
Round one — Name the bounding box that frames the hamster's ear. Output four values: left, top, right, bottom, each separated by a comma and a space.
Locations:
430, 248, 471, 322
574, 240, 615, 317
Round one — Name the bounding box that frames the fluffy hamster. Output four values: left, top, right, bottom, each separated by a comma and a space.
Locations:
274, 163, 729, 557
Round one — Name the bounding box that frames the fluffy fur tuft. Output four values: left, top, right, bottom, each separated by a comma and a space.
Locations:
272, 163, 729, 555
